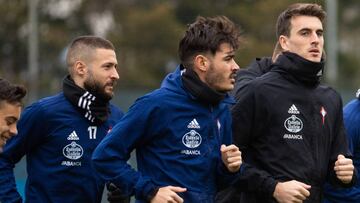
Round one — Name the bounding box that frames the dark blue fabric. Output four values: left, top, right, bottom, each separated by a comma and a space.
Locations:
323, 99, 360, 203
0, 93, 123, 203
92, 65, 240, 202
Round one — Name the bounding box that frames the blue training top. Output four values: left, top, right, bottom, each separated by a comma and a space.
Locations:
323, 98, 360, 203
0, 92, 123, 203
92, 66, 241, 203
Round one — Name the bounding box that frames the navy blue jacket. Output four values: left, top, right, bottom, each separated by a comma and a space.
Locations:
0, 93, 123, 203
324, 98, 360, 202
92, 66, 240, 203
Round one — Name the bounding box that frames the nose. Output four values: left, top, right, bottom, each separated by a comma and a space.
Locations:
311, 32, 320, 45
111, 67, 120, 80
232, 60, 240, 71
9, 124, 17, 136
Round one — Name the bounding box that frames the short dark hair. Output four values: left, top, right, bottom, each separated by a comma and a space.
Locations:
178, 16, 242, 68
0, 78, 27, 105
66, 36, 115, 75
276, 3, 326, 39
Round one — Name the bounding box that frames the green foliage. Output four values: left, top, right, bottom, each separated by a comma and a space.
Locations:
0, 0, 359, 96
0, 0, 27, 79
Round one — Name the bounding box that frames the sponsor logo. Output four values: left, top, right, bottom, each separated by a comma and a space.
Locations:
67, 131, 79, 140
283, 134, 303, 140
187, 119, 200, 129
182, 130, 202, 148
284, 115, 303, 133
61, 161, 81, 166
288, 104, 300, 114
181, 149, 201, 155
62, 141, 83, 160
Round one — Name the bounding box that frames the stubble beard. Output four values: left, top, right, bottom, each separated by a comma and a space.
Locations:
84, 77, 113, 101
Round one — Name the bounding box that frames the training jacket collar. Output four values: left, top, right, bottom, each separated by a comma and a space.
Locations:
272, 51, 325, 87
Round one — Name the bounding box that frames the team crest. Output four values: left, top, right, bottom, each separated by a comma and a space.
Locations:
320, 106, 327, 125
62, 141, 83, 160
182, 130, 202, 148
284, 115, 303, 133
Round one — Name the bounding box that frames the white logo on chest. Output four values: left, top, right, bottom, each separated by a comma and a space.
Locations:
284, 115, 303, 133
182, 130, 202, 148
62, 141, 83, 160
187, 119, 200, 129
283, 104, 304, 140
67, 131, 79, 140
288, 104, 300, 114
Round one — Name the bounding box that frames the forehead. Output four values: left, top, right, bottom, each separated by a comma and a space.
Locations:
0, 101, 21, 117
94, 48, 116, 58
290, 15, 323, 31
216, 43, 234, 55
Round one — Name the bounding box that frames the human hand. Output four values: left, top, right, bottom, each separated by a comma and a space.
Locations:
106, 182, 130, 203
273, 180, 311, 203
334, 154, 354, 184
150, 186, 187, 203
220, 144, 242, 173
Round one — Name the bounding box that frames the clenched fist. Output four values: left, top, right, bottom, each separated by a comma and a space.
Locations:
220, 144, 242, 173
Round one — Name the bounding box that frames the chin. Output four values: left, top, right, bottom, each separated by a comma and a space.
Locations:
104, 88, 114, 95
220, 87, 232, 93
105, 93, 113, 99
305, 54, 321, 62
108, 92, 115, 98
312, 58, 322, 62
305, 57, 319, 62
227, 84, 235, 91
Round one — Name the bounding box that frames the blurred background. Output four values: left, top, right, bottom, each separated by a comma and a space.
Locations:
2, 0, 359, 202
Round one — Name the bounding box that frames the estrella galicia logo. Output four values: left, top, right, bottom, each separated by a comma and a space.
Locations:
62, 141, 83, 160
182, 130, 202, 148
284, 115, 303, 133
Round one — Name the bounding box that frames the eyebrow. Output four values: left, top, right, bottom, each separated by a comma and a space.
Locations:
102, 62, 117, 65
225, 54, 235, 58
298, 27, 323, 32
102, 62, 118, 67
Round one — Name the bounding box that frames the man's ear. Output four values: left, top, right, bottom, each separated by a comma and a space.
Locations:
193, 55, 209, 72
279, 35, 289, 51
74, 61, 87, 76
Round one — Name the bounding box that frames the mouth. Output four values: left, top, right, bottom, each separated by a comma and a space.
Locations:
0, 135, 8, 145
105, 81, 116, 90
309, 48, 320, 55
230, 73, 237, 84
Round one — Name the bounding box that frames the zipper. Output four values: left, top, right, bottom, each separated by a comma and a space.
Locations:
209, 105, 214, 138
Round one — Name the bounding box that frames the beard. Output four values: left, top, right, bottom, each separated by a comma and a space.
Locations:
84, 76, 114, 101
204, 64, 236, 93
205, 64, 225, 93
